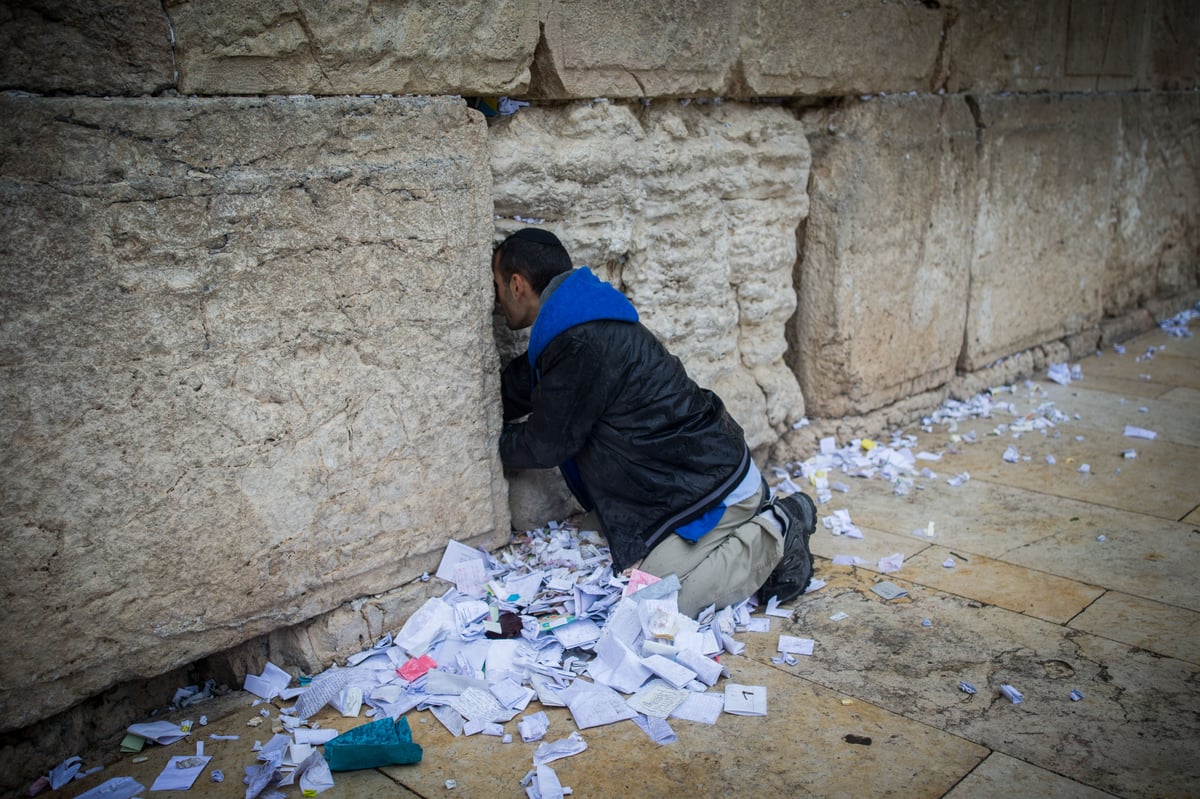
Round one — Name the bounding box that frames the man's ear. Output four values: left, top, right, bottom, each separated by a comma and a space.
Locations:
510, 272, 533, 298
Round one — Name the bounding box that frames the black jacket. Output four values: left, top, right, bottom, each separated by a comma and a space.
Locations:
499, 268, 751, 571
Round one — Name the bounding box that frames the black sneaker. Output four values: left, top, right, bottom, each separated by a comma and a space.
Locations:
757, 492, 817, 605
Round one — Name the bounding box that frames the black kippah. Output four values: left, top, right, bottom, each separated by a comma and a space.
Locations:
510, 228, 561, 247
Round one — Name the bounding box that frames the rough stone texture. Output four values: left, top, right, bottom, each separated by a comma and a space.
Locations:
167, 0, 538, 96
534, 0, 945, 99
1145, 0, 1200, 90
1104, 91, 1200, 315
0, 0, 175, 95
489, 100, 810, 451
962, 93, 1120, 371
938, 0, 1072, 94
533, 0, 740, 98
0, 95, 507, 731
792, 94, 977, 418
0, 568, 451, 795
18, 1, 1189, 102
1060, 0, 1149, 92
737, 0, 945, 97
505, 468, 580, 531
941, 0, 1199, 94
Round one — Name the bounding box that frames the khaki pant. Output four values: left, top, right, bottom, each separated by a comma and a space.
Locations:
621, 482, 784, 617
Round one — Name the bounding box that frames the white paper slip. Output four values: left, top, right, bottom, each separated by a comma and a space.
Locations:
243, 661, 292, 700
533, 731, 589, 765
870, 580, 908, 600
764, 596, 793, 618
1123, 425, 1157, 440
452, 558, 489, 598
744, 617, 771, 632
150, 755, 211, 791
558, 680, 638, 729
449, 686, 510, 723
435, 540, 488, 583
670, 691, 725, 725
673, 647, 724, 687
489, 677, 534, 710
632, 713, 677, 745
518, 710, 550, 743
723, 683, 767, 716
642, 653, 697, 689
626, 679, 689, 719
127, 721, 188, 746
878, 552, 904, 573
552, 618, 602, 649
292, 728, 339, 745
778, 635, 815, 656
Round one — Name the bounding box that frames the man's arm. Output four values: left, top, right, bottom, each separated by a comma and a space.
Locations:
499, 334, 609, 471
500, 353, 534, 421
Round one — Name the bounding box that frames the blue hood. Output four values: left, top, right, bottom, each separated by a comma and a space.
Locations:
528, 267, 638, 368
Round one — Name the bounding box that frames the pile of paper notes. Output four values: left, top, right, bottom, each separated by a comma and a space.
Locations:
235, 521, 786, 797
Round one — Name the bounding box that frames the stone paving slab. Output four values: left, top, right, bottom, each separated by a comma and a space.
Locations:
746, 572, 1200, 799
1082, 351, 1200, 391
382, 655, 986, 799
943, 751, 1117, 799
1161, 385, 1200, 405
809, 520, 935, 566
812, 458, 1200, 611
902, 545, 1104, 624
1051, 370, 1175, 401
1069, 590, 1200, 666
1001, 513, 1200, 612
930, 427, 1197, 521
1106, 325, 1200, 359
817, 477, 1092, 560
1039, 383, 1200, 448
808, 508, 1103, 624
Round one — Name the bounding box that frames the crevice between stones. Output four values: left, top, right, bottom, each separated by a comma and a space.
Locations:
158, 0, 179, 94
528, 21, 567, 99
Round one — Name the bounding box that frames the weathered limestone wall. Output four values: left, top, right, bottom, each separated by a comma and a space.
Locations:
793, 95, 978, 417
1105, 92, 1200, 315
490, 101, 811, 450
0, 1, 174, 95
962, 94, 1120, 371
165, 0, 539, 96
794, 89, 1199, 416
0, 95, 506, 730
0, 0, 1196, 757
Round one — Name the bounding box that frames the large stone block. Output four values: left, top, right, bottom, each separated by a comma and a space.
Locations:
1060, 0, 1149, 92
962, 94, 1120, 371
534, 0, 944, 99
0, 95, 507, 731
1104, 92, 1200, 315
738, 0, 945, 97
489, 100, 810, 451
1144, 0, 1200, 90
791, 95, 977, 418
0, 0, 174, 95
533, 0, 740, 98
167, 0, 538, 96
939, 0, 1071, 93
941, 0, 1196, 94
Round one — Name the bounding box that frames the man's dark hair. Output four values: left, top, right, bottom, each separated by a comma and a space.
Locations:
494, 228, 572, 293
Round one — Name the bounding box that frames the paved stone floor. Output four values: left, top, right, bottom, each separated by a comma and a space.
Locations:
62, 322, 1199, 798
